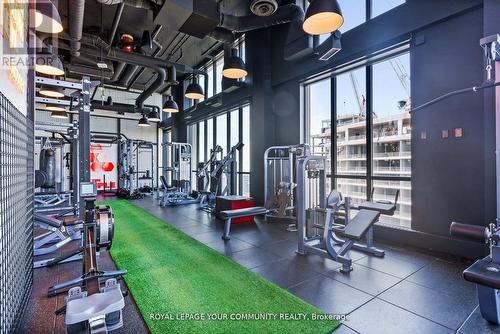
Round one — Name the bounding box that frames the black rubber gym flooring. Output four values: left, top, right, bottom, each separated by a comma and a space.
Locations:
22, 195, 500, 334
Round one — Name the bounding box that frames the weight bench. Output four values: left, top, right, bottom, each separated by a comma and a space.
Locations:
326, 209, 380, 273
220, 207, 268, 240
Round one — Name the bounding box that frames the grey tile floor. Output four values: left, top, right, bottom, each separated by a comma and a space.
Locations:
23, 196, 500, 334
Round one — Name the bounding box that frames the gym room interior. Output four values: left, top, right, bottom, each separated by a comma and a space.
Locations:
1, 0, 500, 333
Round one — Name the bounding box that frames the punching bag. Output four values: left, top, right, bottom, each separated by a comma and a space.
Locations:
39, 148, 56, 188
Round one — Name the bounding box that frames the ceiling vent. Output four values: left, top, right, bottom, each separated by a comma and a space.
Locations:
250, 0, 278, 17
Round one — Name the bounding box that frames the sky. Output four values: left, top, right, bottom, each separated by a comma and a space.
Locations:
309, 0, 409, 138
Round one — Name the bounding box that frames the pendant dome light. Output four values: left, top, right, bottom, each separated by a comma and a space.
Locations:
185, 77, 204, 100
50, 110, 68, 119
35, 53, 65, 76
35, 0, 63, 34
39, 85, 64, 98
138, 114, 151, 127
163, 95, 179, 113
147, 109, 161, 122
222, 48, 248, 79
303, 0, 344, 35
45, 104, 66, 112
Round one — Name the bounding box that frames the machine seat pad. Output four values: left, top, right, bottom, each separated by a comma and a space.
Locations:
34, 213, 61, 228
358, 201, 396, 215
463, 256, 500, 290
220, 207, 268, 219
63, 217, 81, 226
342, 209, 380, 240
65, 288, 125, 325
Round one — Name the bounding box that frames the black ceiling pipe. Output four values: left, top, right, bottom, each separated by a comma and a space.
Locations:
219, 4, 304, 33
47, 34, 203, 75
110, 61, 126, 82
135, 67, 166, 110
208, 27, 236, 44
125, 25, 164, 90
108, 2, 125, 46
68, 0, 85, 56
118, 64, 139, 86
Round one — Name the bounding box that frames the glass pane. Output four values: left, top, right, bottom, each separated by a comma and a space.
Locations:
338, 0, 366, 33
215, 55, 224, 95
373, 180, 411, 228
207, 118, 213, 154
336, 66, 367, 175
335, 177, 367, 207
198, 121, 205, 163
230, 109, 240, 185
207, 66, 214, 98
198, 74, 205, 102
242, 106, 250, 173
372, 53, 411, 178
216, 113, 227, 154
306, 78, 331, 190
241, 173, 250, 197
372, 0, 405, 18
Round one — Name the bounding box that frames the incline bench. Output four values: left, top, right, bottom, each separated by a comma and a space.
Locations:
219, 207, 269, 240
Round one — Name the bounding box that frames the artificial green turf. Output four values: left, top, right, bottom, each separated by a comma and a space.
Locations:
100, 200, 340, 334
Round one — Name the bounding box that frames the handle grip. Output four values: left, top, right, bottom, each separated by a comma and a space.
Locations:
450, 222, 488, 243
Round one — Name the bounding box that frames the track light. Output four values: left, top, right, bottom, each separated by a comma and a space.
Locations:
35, 53, 65, 76
185, 78, 204, 100
50, 110, 68, 119
39, 85, 64, 98
138, 114, 151, 127
223, 48, 248, 79
45, 104, 66, 112
147, 109, 161, 122
35, 0, 63, 34
163, 95, 179, 113
303, 0, 344, 35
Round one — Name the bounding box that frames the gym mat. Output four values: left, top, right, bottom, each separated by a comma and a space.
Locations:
99, 200, 340, 334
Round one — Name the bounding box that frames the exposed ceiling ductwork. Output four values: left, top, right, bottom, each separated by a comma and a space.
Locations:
219, 4, 304, 33
68, 0, 85, 56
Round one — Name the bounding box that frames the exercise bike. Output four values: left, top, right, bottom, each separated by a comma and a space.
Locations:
450, 221, 500, 325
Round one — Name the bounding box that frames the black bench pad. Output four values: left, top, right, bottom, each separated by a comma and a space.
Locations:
341, 209, 380, 240
220, 207, 268, 219
464, 257, 500, 290
358, 201, 396, 215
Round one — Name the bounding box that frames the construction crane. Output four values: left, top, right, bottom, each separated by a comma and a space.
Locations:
349, 72, 366, 117
389, 58, 410, 98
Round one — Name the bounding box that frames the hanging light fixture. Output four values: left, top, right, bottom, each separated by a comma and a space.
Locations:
35, 53, 65, 76
303, 0, 344, 35
50, 109, 68, 119
35, 0, 63, 34
223, 48, 248, 79
138, 114, 151, 127
39, 85, 64, 98
45, 104, 66, 112
147, 109, 161, 122
185, 77, 204, 100
163, 95, 179, 113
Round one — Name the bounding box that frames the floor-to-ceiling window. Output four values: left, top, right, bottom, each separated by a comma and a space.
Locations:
184, 36, 246, 110
303, 48, 411, 228
189, 104, 251, 196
